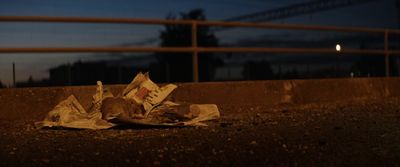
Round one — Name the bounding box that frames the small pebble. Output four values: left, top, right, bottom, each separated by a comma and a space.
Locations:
153, 161, 161, 166
42, 159, 50, 164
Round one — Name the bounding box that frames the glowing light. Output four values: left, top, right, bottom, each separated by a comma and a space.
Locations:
336, 44, 341, 52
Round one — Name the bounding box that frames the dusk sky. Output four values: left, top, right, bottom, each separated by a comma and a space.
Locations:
0, 0, 398, 85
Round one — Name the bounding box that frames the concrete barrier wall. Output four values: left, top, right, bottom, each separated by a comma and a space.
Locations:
0, 77, 399, 121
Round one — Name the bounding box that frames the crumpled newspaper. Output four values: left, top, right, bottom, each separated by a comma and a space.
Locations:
35, 72, 220, 129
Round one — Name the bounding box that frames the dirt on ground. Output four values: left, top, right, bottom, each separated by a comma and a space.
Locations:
1, 97, 400, 167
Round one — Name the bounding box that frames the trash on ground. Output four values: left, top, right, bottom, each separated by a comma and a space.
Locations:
35, 72, 220, 129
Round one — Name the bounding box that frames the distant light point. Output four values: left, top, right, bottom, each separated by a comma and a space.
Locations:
336, 44, 341, 52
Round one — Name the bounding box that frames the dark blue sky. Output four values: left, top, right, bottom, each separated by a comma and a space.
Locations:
0, 0, 398, 85
0, 0, 296, 19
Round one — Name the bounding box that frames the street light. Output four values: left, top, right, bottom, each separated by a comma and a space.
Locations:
335, 44, 341, 77
336, 44, 341, 52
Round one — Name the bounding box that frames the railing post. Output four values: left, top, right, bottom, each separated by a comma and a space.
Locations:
384, 30, 389, 77
191, 21, 199, 82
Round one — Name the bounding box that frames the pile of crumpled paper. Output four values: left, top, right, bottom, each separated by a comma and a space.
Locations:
35, 72, 220, 130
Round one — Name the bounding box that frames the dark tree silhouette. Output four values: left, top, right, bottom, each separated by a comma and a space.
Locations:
350, 57, 385, 77
0, 80, 5, 88
154, 9, 222, 82
243, 61, 274, 80
284, 68, 300, 79
49, 61, 145, 86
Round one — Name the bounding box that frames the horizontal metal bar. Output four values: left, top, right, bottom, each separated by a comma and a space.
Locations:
388, 50, 400, 55
0, 47, 387, 55
0, 47, 194, 53
1, 16, 400, 34
198, 47, 386, 55
0, 16, 194, 25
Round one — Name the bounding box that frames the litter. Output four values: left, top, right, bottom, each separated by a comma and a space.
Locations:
35, 72, 220, 129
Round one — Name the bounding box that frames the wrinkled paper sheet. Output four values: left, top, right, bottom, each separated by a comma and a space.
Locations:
35, 72, 220, 130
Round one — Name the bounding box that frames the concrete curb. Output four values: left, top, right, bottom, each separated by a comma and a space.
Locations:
0, 77, 399, 120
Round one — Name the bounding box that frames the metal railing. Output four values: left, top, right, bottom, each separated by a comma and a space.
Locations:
1, 15, 399, 82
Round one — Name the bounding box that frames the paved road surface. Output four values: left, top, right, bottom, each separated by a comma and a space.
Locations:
1, 97, 399, 166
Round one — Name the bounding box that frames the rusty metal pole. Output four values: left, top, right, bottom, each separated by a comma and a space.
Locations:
384, 30, 389, 77
191, 21, 199, 82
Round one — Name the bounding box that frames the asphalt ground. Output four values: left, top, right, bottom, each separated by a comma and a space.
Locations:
1, 97, 400, 167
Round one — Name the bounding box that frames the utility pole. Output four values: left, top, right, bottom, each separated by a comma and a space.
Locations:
12, 62, 16, 88
117, 64, 122, 84
396, 0, 400, 76
67, 63, 72, 86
